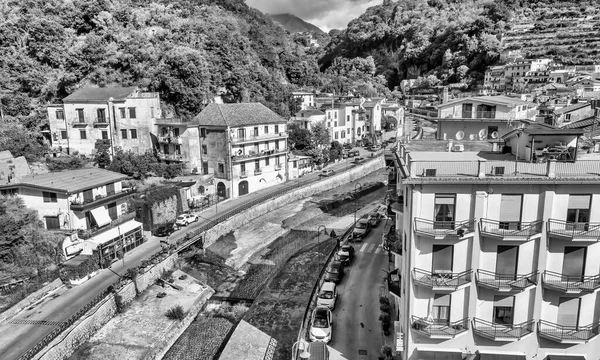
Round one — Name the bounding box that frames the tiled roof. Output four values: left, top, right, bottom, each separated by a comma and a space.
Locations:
193, 103, 286, 127
561, 116, 597, 129
4, 168, 128, 194
554, 102, 590, 114
62, 87, 138, 102
295, 109, 325, 117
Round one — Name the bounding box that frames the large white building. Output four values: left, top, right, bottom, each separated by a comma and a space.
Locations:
391, 127, 600, 359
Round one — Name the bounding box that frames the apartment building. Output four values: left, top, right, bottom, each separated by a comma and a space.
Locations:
153, 118, 202, 174
193, 103, 288, 199
291, 109, 326, 130
391, 128, 600, 359
0, 168, 142, 263
363, 99, 384, 134
484, 66, 506, 91
47, 87, 161, 157
292, 91, 316, 111
505, 59, 553, 91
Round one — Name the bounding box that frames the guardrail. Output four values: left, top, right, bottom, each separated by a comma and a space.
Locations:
19, 153, 384, 360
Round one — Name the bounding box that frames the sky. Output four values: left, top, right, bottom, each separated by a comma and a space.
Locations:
245, 0, 381, 32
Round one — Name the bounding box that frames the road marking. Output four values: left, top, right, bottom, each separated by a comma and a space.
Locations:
366, 244, 376, 253
359, 243, 368, 252
374, 247, 381, 254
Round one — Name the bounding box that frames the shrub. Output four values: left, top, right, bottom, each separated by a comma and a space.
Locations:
380, 302, 391, 313
165, 305, 186, 321
379, 296, 390, 306
161, 269, 174, 280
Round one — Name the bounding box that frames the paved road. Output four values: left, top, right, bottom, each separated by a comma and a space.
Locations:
0, 143, 390, 360
330, 220, 389, 360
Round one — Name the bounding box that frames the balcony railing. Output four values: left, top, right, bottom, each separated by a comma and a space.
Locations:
412, 268, 472, 291
154, 118, 192, 125
158, 136, 183, 145
231, 148, 287, 162
411, 316, 469, 339
230, 132, 289, 144
214, 171, 229, 180
413, 218, 475, 239
388, 268, 401, 298
77, 211, 137, 240
158, 153, 184, 162
476, 269, 538, 291
71, 120, 88, 127
472, 318, 534, 341
542, 270, 600, 293
70, 189, 135, 211
538, 320, 599, 343
547, 219, 600, 240
479, 219, 543, 240
92, 118, 109, 127
254, 168, 262, 176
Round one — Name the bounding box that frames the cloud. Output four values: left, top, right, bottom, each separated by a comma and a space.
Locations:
245, 0, 381, 32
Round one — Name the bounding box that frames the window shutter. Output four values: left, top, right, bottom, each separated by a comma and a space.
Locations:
433, 294, 450, 306
568, 195, 590, 209
557, 297, 580, 327
432, 245, 453, 273
561, 247, 586, 278
499, 195, 522, 222
495, 245, 519, 276
493, 295, 514, 308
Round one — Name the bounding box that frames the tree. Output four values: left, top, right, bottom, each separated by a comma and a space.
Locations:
287, 123, 312, 150
311, 120, 330, 148
94, 143, 111, 169
382, 115, 397, 131
329, 141, 343, 162
0, 123, 47, 162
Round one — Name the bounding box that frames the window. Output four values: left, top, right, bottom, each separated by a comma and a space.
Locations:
327, 122, 331, 127
487, 126, 498, 139
565, 114, 571, 122
254, 127, 259, 136
341, 131, 345, 138
200, 128, 206, 137
202, 161, 208, 175
106, 183, 115, 195
76, 109, 85, 122
175, 145, 181, 155
334, 111, 337, 119
334, 121, 337, 127
462, 104, 473, 118
61, 131, 68, 140
119, 108, 126, 118
121, 129, 128, 139
108, 202, 118, 220
557, 297, 581, 327
55, 109, 64, 120
241, 162, 246, 172
97, 108, 106, 122
128, 107, 136, 119
45, 216, 60, 230
432, 294, 450, 324
264, 126, 269, 134
43, 191, 57, 203
130, 129, 137, 139
218, 163, 225, 173
264, 141, 269, 150
567, 195, 590, 230
496, 245, 519, 278
432, 245, 453, 274
202, 145, 207, 155
83, 189, 93, 203
347, 115, 350, 122
255, 159, 260, 169
434, 194, 455, 228
275, 125, 279, 133
499, 195, 522, 229
275, 141, 279, 150
493, 296, 514, 325
150, 107, 155, 118
275, 156, 280, 165
265, 157, 270, 166
327, 112, 331, 119
80, 130, 87, 140
334, 132, 338, 139
237, 128, 246, 140
101, 131, 108, 140
293, 161, 297, 168
173, 128, 180, 137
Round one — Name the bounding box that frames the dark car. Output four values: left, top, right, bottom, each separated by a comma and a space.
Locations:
324, 262, 344, 284
337, 245, 355, 265
152, 221, 179, 237
348, 150, 360, 157
343, 143, 353, 150
367, 212, 383, 227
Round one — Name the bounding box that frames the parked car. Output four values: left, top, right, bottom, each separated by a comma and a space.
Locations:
348, 150, 360, 157
337, 245, 355, 265
316, 281, 338, 310
319, 169, 335, 177
323, 262, 344, 284
352, 218, 372, 240
309, 307, 333, 343
175, 213, 198, 226
343, 143, 352, 150
367, 212, 383, 227
152, 221, 179, 237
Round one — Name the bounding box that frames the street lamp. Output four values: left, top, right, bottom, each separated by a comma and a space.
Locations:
317, 224, 327, 269
354, 182, 362, 225
291, 338, 310, 360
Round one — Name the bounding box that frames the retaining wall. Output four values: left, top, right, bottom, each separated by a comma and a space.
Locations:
0, 278, 63, 323
203, 156, 385, 247
31, 253, 179, 360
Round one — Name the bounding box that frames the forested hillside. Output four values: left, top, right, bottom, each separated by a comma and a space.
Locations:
0, 0, 321, 141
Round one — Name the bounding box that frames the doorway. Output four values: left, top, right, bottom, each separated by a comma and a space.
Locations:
238, 180, 249, 196
217, 182, 226, 198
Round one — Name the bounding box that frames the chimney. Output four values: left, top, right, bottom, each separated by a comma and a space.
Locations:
442, 87, 449, 104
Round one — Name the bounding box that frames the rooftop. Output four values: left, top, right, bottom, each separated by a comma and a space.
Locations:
554, 102, 590, 114
62, 87, 138, 102
2, 168, 129, 194
193, 103, 286, 127
439, 95, 532, 108
295, 109, 325, 117
560, 116, 597, 129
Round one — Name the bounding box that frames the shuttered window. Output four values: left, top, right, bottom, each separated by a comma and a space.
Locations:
432, 294, 451, 324
562, 247, 586, 279
493, 295, 514, 325
557, 297, 580, 327
567, 195, 591, 227
434, 194, 455, 228
496, 245, 519, 276
499, 194, 522, 223
568, 195, 591, 209
108, 202, 118, 221
432, 245, 453, 274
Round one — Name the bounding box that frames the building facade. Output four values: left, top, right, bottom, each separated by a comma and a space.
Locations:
153, 118, 202, 174
47, 87, 161, 157
392, 136, 600, 360
292, 91, 316, 111
193, 103, 288, 199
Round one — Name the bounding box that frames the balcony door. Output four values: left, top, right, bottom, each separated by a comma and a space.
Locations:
237, 128, 245, 140
434, 194, 455, 229
562, 247, 586, 281
499, 195, 522, 230
432, 244, 453, 276
431, 294, 451, 324
567, 195, 590, 231
83, 189, 94, 203
496, 245, 518, 279
493, 295, 514, 325
557, 297, 580, 327
461, 103, 473, 118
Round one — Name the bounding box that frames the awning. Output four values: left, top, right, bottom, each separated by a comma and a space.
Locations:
88, 220, 143, 246
418, 350, 462, 360
546, 356, 586, 360
90, 207, 111, 227
477, 354, 526, 360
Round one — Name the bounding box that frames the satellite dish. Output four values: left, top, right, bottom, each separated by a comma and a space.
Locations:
478, 128, 488, 140
455, 131, 465, 141
491, 131, 499, 139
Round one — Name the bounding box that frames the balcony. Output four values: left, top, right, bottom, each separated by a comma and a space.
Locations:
472, 318, 534, 341
158, 153, 184, 162
387, 268, 401, 298
230, 132, 289, 145
538, 320, 599, 344
542, 270, 600, 293
479, 219, 543, 241
93, 119, 109, 127
547, 219, 600, 241
70, 189, 135, 211
154, 118, 192, 126
231, 148, 287, 162
158, 136, 183, 145
71, 120, 88, 128
254, 168, 262, 176
77, 211, 136, 240
240, 171, 248, 179
413, 218, 475, 239
412, 268, 472, 291
476, 270, 538, 291
214, 171, 229, 180
411, 316, 469, 339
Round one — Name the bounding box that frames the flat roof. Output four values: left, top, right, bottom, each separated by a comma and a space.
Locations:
439, 95, 531, 108
3, 168, 128, 194
62, 87, 138, 102
409, 152, 483, 162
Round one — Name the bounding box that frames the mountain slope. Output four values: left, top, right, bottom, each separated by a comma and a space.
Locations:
269, 13, 325, 35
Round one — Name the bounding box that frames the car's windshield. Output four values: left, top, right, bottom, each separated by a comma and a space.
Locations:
356, 222, 367, 229
177, 215, 185, 219
341, 246, 352, 252
327, 267, 340, 275
319, 290, 334, 299
313, 314, 329, 328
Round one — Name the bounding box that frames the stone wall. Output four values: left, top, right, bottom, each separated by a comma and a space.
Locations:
32, 254, 179, 360
0, 278, 63, 323
203, 155, 385, 246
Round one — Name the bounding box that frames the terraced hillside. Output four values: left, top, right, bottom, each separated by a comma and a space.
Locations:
502, 3, 600, 64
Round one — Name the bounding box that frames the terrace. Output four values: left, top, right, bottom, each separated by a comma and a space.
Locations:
413, 218, 476, 239
412, 268, 472, 291
538, 320, 599, 344
475, 270, 538, 291
71, 188, 135, 211
542, 270, 600, 293
472, 318, 534, 341
479, 219, 543, 241
411, 316, 469, 339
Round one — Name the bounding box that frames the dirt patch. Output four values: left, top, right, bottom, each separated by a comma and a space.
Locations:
162, 315, 234, 360
180, 251, 241, 295
205, 232, 237, 259
244, 239, 336, 360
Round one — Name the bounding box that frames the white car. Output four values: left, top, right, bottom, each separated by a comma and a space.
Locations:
316, 282, 337, 310
175, 213, 197, 226
309, 307, 333, 343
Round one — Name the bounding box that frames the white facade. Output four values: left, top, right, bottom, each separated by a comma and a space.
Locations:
292, 92, 316, 111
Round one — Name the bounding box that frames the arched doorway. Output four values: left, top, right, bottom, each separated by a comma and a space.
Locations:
217, 182, 226, 198
238, 180, 249, 196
